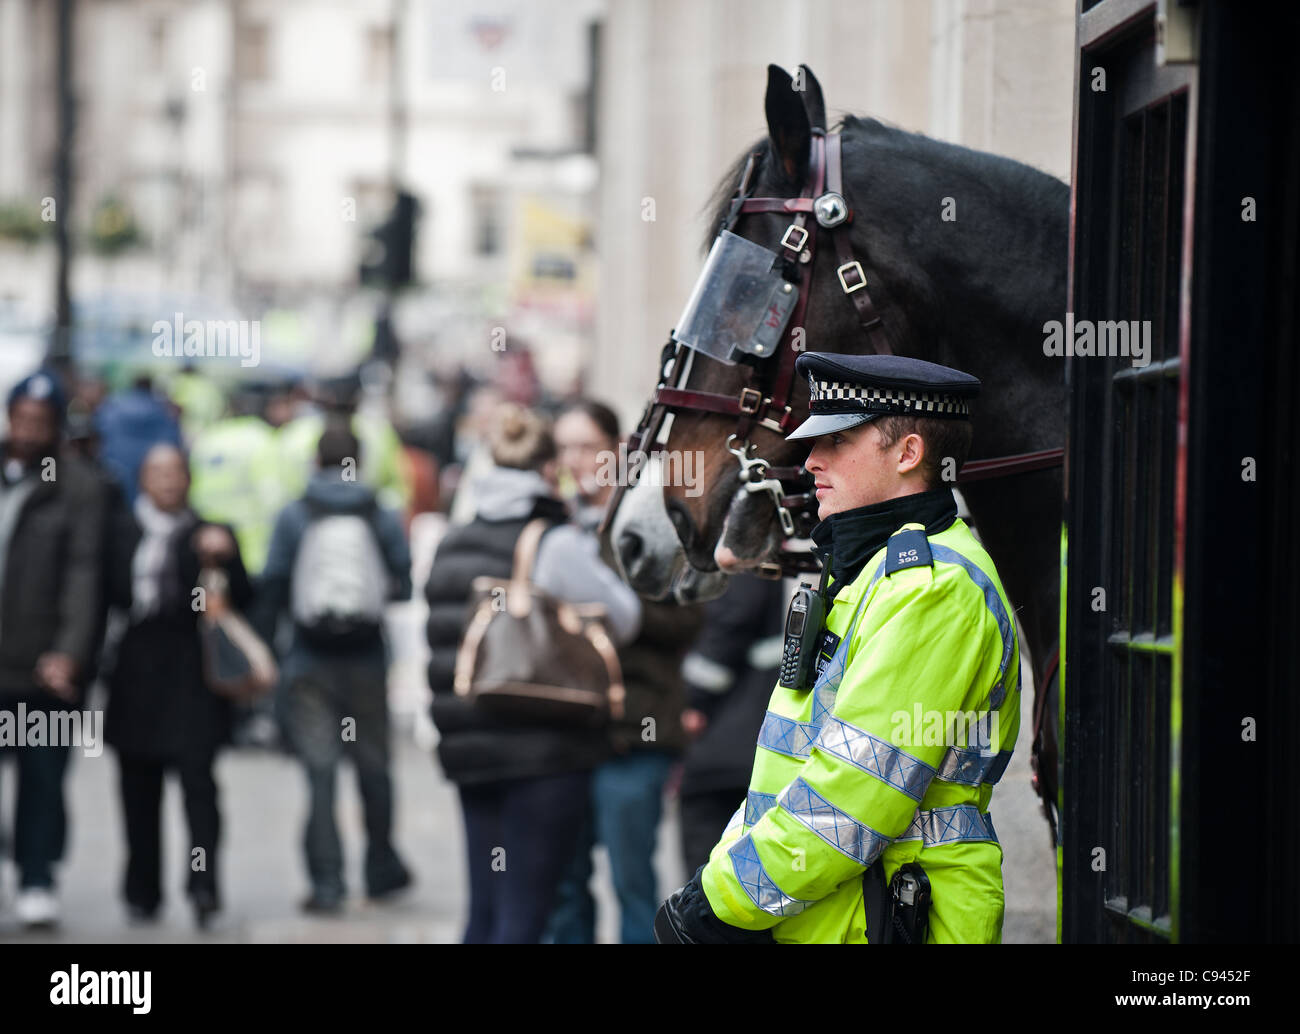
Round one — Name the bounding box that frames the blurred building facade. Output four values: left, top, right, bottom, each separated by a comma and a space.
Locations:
1, 0, 1073, 411
592, 0, 1075, 427
0, 0, 602, 391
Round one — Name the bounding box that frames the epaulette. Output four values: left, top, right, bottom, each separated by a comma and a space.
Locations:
883, 524, 934, 577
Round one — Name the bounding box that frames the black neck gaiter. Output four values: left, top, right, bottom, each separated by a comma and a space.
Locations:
810, 486, 959, 598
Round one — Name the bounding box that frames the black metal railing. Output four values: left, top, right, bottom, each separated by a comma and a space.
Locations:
1064, 11, 1190, 942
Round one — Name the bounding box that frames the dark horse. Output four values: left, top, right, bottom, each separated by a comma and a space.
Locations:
604, 65, 1068, 840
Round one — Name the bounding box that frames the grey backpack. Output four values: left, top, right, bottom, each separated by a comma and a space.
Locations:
290, 497, 388, 646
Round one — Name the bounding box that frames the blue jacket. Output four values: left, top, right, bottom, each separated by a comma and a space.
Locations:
94, 387, 182, 504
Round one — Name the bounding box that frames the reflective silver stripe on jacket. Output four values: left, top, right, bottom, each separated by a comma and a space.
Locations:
751, 784, 998, 857
813, 716, 936, 801
745, 790, 777, 827
936, 745, 1014, 785
927, 543, 1016, 710
777, 777, 893, 867
895, 803, 999, 846
756, 710, 820, 758
727, 800, 997, 916
756, 711, 1011, 788
727, 833, 813, 918
932, 709, 1013, 785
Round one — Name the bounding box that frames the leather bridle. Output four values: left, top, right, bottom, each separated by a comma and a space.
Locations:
601, 120, 1064, 578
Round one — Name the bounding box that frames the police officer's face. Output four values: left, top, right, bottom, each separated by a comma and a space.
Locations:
804, 421, 926, 518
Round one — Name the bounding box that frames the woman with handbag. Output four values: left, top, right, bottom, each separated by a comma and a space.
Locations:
547, 400, 704, 944
425, 403, 642, 943
104, 443, 253, 929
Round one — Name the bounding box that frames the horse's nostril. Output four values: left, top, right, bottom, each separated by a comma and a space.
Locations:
619, 530, 643, 565
667, 505, 693, 547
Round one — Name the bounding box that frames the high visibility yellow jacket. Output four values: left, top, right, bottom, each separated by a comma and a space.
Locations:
164, 370, 226, 444
188, 416, 285, 576
277, 411, 411, 514
701, 516, 1020, 943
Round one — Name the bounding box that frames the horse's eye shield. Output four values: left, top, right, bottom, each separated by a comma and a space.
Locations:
671, 230, 799, 365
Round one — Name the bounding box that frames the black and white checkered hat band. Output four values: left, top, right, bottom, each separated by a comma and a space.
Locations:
808, 377, 971, 417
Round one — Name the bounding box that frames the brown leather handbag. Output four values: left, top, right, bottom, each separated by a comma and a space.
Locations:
196, 567, 279, 702
452, 518, 625, 726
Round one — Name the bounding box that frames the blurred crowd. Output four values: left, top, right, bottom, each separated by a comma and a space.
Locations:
0, 353, 780, 943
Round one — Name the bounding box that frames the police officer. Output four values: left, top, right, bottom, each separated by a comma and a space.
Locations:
276, 376, 411, 517
188, 386, 284, 577
655, 352, 1020, 944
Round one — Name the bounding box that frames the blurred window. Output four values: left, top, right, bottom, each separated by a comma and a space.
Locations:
472, 185, 502, 256
150, 17, 167, 67
365, 25, 392, 85
237, 23, 270, 83
531, 254, 575, 281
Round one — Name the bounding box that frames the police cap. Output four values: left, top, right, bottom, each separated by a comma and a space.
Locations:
787, 352, 980, 441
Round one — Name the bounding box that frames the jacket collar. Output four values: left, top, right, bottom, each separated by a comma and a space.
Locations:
810, 486, 958, 598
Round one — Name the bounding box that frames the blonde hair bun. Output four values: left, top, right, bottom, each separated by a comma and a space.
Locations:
489, 403, 557, 471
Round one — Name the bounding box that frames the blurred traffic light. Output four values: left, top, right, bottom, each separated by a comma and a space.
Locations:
359, 190, 419, 288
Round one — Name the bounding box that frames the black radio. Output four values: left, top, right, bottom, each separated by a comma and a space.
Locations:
778, 582, 826, 691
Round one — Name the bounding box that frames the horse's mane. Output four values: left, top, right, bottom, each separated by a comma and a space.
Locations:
700, 138, 780, 255
701, 114, 1067, 255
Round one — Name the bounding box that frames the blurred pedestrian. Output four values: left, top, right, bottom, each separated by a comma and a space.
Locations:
677, 573, 785, 875
188, 385, 285, 578
547, 400, 702, 943
277, 373, 411, 515
93, 374, 182, 505
189, 385, 289, 751
424, 403, 641, 943
259, 423, 414, 913
0, 370, 105, 928
64, 388, 132, 696
103, 444, 251, 929
445, 383, 503, 525
162, 364, 226, 445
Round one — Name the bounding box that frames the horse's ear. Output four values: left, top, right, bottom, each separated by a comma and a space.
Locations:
795, 65, 827, 132
764, 64, 811, 186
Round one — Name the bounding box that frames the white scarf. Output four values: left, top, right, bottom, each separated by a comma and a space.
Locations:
131, 495, 187, 620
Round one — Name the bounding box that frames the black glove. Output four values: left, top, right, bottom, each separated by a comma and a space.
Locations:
654, 865, 775, 944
